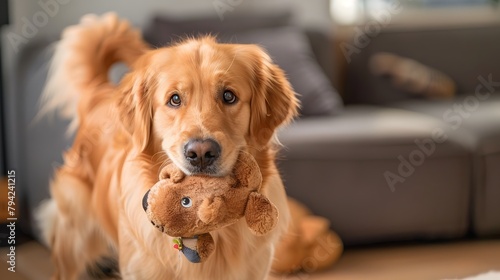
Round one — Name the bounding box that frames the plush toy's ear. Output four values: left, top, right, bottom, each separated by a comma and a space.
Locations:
233, 153, 262, 190
198, 197, 226, 224
245, 192, 279, 236
240, 45, 300, 148
118, 64, 154, 153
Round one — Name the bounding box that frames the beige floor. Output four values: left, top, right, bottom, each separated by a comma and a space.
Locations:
1, 240, 500, 280
271, 240, 500, 280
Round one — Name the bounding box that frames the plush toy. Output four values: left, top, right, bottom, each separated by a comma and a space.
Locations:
271, 198, 343, 274
142, 152, 279, 263
370, 52, 456, 99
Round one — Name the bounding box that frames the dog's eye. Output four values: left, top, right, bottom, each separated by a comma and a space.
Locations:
181, 197, 192, 208
222, 90, 237, 104
168, 94, 182, 107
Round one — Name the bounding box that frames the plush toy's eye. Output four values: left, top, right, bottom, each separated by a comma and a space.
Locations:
181, 197, 192, 208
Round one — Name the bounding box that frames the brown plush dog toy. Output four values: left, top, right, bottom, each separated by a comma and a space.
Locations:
142, 153, 279, 263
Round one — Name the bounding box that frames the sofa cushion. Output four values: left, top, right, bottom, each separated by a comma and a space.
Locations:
394, 95, 500, 237
278, 106, 472, 245
146, 15, 343, 117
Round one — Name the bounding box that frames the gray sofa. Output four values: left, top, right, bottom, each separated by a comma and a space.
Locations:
280, 23, 500, 245
2, 6, 500, 254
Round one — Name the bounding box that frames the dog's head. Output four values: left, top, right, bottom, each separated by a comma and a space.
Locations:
119, 37, 299, 176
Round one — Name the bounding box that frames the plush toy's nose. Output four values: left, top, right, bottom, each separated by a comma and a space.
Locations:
142, 190, 150, 212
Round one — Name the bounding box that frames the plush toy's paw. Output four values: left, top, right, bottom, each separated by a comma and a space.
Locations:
196, 233, 215, 261
159, 164, 185, 183
173, 234, 215, 263
245, 192, 279, 236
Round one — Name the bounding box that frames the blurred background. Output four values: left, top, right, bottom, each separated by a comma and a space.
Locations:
1, 0, 500, 279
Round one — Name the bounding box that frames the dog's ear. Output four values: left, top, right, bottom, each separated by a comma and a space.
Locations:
244, 46, 300, 148
118, 69, 153, 153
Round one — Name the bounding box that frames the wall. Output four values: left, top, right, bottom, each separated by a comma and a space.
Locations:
6, 0, 331, 40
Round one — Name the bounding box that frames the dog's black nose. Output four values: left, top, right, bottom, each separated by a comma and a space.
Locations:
184, 139, 221, 169
142, 190, 150, 212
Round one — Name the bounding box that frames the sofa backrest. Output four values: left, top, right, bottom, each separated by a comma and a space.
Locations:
345, 24, 500, 104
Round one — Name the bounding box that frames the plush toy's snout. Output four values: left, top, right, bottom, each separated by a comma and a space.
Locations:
198, 196, 226, 224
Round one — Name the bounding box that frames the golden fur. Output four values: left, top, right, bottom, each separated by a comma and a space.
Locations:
39, 13, 299, 280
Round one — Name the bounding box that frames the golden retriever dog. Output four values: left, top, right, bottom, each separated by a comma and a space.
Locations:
38, 13, 298, 279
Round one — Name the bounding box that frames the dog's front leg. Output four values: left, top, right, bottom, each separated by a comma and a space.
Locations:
117, 155, 176, 279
